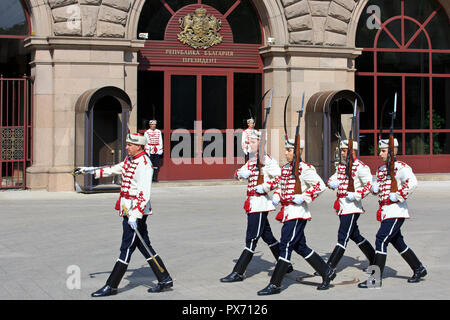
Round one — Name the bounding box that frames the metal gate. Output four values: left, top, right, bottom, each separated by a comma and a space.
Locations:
0, 75, 33, 189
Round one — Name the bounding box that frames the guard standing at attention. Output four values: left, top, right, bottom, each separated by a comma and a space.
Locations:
241, 118, 258, 162
144, 120, 163, 182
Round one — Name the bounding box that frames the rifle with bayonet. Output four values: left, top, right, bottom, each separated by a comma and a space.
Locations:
346, 99, 358, 192
292, 91, 305, 194
256, 89, 273, 185
387, 92, 398, 193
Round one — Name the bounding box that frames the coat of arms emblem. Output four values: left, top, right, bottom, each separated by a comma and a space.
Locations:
177, 7, 223, 49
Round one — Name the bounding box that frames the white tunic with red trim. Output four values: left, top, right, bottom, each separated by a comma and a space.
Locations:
241, 128, 258, 155
374, 161, 417, 222
273, 161, 326, 223
327, 159, 372, 215
144, 129, 163, 155
235, 154, 280, 214
94, 151, 154, 219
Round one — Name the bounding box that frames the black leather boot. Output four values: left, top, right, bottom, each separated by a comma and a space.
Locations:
306, 252, 336, 290
220, 249, 253, 282
147, 256, 173, 293
327, 245, 346, 270
305, 252, 336, 290
358, 239, 375, 266
358, 253, 386, 288
91, 261, 127, 297
152, 168, 159, 182
401, 248, 427, 283
257, 259, 290, 295
314, 245, 345, 276
269, 244, 294, 273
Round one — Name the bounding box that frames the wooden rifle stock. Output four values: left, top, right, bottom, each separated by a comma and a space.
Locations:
257, 154, 265, 185
388, 136, 398, 192
346, 139, 355, 192
293, 136, 302, 194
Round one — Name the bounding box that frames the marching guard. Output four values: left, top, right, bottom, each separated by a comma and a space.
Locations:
358, 138, 427, 288
220, 130, 293, 283
144, 119, 163, 182
325, 140, 375, 272
257, 138, 334, 295
75, 133, 173, 296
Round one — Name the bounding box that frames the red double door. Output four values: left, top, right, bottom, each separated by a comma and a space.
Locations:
157, 69, 254, 181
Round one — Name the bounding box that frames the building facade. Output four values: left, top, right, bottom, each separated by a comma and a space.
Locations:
0, 0, 448, 191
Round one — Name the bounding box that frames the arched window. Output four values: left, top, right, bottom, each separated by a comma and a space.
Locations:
137, 0, 261, 43
0, 0, 31, 76
355, 0, 450, 172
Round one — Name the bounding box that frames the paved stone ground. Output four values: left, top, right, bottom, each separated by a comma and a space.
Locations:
0, 180, 449, 301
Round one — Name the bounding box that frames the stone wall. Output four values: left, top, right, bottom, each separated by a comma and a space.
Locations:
281, 0, 359, 46
45, 0, 361, 45
47, 0, 131, 37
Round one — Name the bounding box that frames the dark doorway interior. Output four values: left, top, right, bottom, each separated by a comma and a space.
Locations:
92, 96, 122, 186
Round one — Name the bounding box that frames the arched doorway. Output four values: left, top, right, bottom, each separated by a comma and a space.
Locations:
0, 0, 32, 189
305, 90, 365, 180
137, 0, 264, 180
75, 86, 131, 192
355, 0, 450, 173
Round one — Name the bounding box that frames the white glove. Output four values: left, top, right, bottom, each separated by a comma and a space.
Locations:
157, 150, 163, 155
255, 184, 265, 194
272, 194, 280, 206
329, 180, 339, 190
389, 193, 398, 202
128, 215, 138, 230
74, 167, 95, 175
371, 182, 380, 194
239, 169, 251, 179
346, 192, 356, 201
292, 194, 305, 205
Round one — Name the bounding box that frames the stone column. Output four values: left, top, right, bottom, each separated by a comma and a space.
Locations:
260, 44, 361, 162
24, 37, 143, 191
24, 39, 55, 190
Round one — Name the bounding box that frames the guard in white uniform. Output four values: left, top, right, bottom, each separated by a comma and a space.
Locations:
77, 133, 173, 296
258, 139, 335, 295
144, 120, 163, 182
358, 138, 427, 288
221, 130, 292, 283
325, 140, 375, 272
241, 118, 258, 161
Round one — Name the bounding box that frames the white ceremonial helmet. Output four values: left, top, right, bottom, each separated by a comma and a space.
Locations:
126, 133, 148, 146
149, 120, 157, 125
247, 118, 255, 124
378, 138, 399, 149
285, 138, 304, 149
340, 139, 358, 150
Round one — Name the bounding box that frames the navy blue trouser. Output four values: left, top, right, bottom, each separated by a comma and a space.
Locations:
337, 213, 366, 248
279, 219, 313, 262
245, 212, 278, 252
150, 154, 161, 169
375, 218, 408, 255
119, 215, 157, 264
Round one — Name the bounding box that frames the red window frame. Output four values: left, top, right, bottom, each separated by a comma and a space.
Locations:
357, 0, 450, 173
